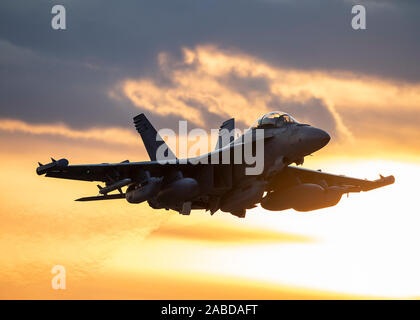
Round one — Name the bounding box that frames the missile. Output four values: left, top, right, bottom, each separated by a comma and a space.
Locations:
75, 194, 126, 202
98, 178, 132, 195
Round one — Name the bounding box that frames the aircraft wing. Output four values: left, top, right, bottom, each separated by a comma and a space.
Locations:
277, 165, 395, 192
36, 158, 181, 183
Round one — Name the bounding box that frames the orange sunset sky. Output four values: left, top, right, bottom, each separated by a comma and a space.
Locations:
0, 0, 419, 299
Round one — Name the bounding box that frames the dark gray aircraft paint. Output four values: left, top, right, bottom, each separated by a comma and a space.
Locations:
36, 112, 394, 218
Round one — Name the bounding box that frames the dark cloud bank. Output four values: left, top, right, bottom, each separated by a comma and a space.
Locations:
0, 0, 418, 131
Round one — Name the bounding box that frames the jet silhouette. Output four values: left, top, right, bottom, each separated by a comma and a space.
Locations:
37, 111, 394, 218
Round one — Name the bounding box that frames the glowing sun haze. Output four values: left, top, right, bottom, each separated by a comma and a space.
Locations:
0, 136, 419, 299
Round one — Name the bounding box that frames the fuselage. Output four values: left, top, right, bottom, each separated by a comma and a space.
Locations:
152, 114, 330, 216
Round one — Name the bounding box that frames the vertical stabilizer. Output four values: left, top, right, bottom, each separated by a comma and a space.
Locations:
133, 114, 177, 161
215, 118, 235, 150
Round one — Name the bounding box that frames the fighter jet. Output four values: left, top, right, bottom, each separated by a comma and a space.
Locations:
36, 111, 394, 218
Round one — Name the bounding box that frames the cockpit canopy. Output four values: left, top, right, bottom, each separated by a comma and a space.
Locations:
249, 111, 299, 129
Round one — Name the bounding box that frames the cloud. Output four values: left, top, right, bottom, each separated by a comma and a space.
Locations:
147, 218, 311, 244
121, 45, 420, 150
1, 0, 419, 81
0, 118, 139, 146
0, 1, 419, 157
123, 78, 205, 126
0, 40, 139, 129
0, 0, 419, 137
2, 41, 419, 158
120, 46, 348, 138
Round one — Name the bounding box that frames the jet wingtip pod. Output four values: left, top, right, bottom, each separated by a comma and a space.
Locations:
36, 158, 69, 175
362, 174, 395, 192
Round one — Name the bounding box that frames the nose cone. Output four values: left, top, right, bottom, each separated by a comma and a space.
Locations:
313, 128, 331, 148
301, 127, 331, 153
